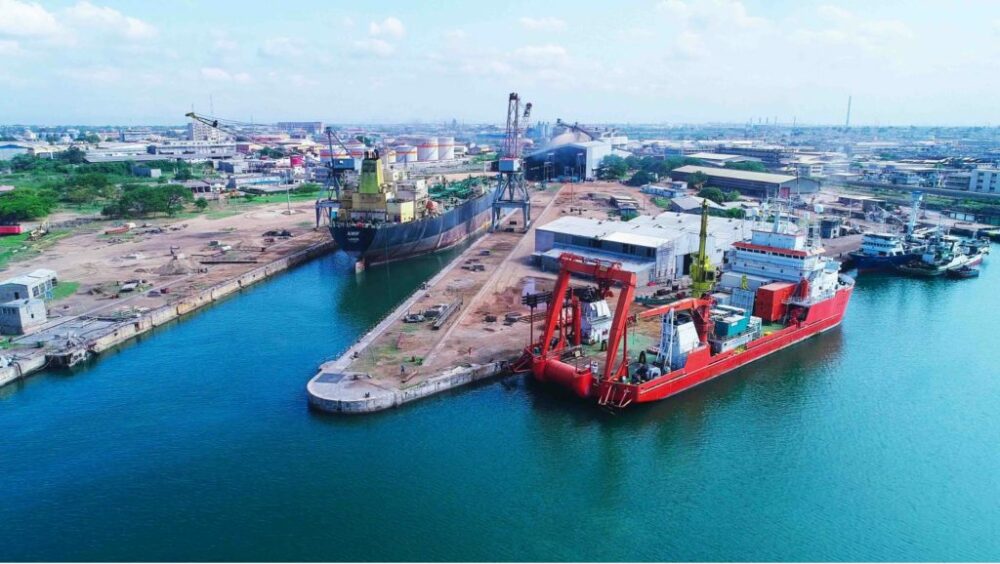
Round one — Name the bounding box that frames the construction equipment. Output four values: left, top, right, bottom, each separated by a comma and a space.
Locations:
491, 92, 532, 232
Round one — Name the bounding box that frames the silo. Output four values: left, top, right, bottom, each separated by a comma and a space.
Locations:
395, 144, 417, 164
438, 136, 455, 160
417, 137, 438, 161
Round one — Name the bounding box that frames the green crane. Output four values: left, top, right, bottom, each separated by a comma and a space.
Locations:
689, 200, 716, 298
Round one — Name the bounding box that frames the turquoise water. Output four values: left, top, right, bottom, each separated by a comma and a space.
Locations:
1, 252, 999, 561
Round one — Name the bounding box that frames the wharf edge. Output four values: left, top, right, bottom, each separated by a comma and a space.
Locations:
0, 239, 337, 390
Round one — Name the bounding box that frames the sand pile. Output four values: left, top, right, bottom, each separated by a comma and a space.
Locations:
156, 255, 196, 275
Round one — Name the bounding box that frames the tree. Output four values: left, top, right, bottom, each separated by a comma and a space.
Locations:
626, 170, 657, 187
0, 189, 58, 220
688, 171, 709, 189
194, 198, 209, 211
597, 155, 628, 180
724, 161, 767, 173
57, 147, 86, 164
174, 166, 194, 181
84, 133, 101, 144
698, 187, 727, 204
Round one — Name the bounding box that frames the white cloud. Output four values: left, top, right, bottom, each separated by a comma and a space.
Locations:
352, 38, 394, 57
342, 16, 355, 28
200, 67, 251, 83
0, 39, 22, 54
214, 37, 238, 52
795, 5, 913, 50
0, 0, 61, 38
512, 44, 569, 66
656, 0, 766, 30
369, 16, 404, 38
259, 36, 304, 58
64, 1, 156, 40
61, 65, 122, 82
444, 29, 467, 40
672, 30, 707, 59
519, 17, 567, 32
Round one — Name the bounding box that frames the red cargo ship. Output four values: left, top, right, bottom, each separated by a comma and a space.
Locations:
522, 206, 854, 409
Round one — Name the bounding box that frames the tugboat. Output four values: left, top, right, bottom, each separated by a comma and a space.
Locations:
849, 191, 931, 271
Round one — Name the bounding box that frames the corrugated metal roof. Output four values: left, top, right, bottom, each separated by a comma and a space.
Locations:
672, 165, 796, 184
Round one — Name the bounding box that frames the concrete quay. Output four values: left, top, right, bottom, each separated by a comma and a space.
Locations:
0, 239, 336, 390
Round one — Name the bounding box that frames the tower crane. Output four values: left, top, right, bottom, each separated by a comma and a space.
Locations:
491, 92, 532, 232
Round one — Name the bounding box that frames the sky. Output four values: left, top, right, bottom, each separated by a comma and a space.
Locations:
1, 0, 999, 126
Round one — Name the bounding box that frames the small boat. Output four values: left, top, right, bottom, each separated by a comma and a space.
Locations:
947, 265, 980, 279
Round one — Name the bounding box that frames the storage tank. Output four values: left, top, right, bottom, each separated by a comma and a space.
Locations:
395, 144, 417, 164
417, 137, 438, 161
438, 136, 455, 160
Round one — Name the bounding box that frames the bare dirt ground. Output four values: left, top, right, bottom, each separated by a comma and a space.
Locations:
9, 198, 329, 332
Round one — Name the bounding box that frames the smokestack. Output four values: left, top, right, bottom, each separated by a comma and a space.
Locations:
845, 95, 852, 128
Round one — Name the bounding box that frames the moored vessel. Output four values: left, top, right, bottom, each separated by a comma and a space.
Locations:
521, 202, 854, 409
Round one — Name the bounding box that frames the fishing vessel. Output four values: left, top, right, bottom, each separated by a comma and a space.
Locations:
894, 233, 969, 277
849, 191, 930, 271
324, 149, 495, 267
522, 202, 854, 408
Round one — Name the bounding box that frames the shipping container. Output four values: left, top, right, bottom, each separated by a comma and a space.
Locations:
754, 282, 796, 323
0, 225, 23, 235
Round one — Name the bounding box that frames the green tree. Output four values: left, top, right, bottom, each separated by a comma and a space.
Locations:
597, 155, 629, 180
688, 171, 709, 189
194, 198, 209, 211
698, 187, 727, 204
0, 189, 58, 220
724, 161, 767, 173
626, 170, 657, 187
84, 133, 101, 144
57, 146, 86, 164
174, 166, 194, 181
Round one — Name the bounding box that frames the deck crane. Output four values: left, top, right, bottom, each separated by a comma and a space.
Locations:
491, 92, 532, 232
314, 127, 358, 227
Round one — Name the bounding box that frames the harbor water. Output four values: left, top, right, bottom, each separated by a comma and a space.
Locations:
1, 252, 998, 561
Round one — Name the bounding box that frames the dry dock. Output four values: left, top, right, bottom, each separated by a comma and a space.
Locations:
308, 183, 661, 413
307, 184, 867, 414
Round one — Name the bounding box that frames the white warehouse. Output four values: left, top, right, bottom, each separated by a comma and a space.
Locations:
533, 212, 758, 285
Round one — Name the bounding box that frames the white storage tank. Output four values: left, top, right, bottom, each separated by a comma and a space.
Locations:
395, 144, 417, 164
417, 137, 438, 161
438, 136, 455, 160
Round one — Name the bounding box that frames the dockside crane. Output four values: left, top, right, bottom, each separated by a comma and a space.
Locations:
314, 127, 358, 227
491, 92, 532, 232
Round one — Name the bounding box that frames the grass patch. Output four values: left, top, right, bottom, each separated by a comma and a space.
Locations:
51, 281, 80, 301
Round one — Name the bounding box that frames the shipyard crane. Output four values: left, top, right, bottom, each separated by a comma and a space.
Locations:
314, 126, 359, 227
491, 92, 532, 232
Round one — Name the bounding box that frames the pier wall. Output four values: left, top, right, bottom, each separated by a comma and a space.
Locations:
0, 239, 336, 388
308, 361, 505, 413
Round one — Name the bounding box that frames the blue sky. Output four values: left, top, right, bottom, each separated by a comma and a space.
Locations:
1, 0, 998, 126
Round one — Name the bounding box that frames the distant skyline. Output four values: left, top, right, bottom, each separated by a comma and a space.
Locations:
2, 0, 999, 126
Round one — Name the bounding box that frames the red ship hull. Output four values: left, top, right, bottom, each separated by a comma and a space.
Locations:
533, 285, 853, 408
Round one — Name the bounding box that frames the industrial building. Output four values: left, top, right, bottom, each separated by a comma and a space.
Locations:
0, 269, 58, 302
969, 167, 1000, 194
669, 195, 726, 214
533, 212, 755, 285
671, 165, 820, 198
0, 298, 47, 335
523, 141, 630, 181
687, 152, 761, 167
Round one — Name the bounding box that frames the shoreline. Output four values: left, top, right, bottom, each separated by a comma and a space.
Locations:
0, 238, 336, 389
